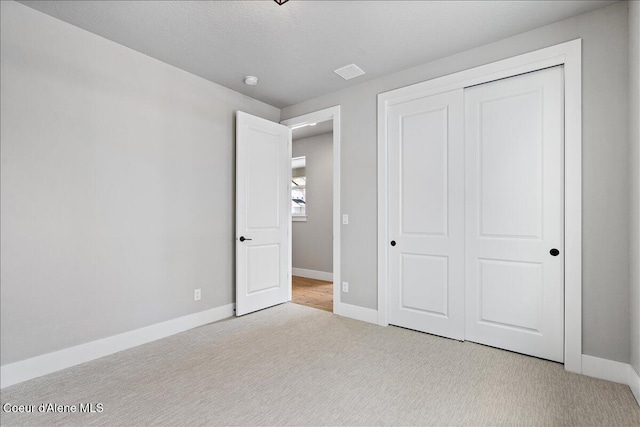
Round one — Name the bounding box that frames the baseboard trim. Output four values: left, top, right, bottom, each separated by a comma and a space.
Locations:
338, 303, 378, 324
629, 365, 640, 406
0, 303, 235, 389
292, 268, 333, 282
572, 356, 640, 407
581, 354, 631, 385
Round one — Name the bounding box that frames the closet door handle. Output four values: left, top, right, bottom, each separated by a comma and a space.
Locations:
390, 240, 396, 247
239, 236, 252, 242
550, 248, 559, 256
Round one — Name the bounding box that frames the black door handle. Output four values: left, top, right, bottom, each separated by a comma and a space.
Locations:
550, 248, 559, 256
390, 240, 396, 247
239, 236, 252, 242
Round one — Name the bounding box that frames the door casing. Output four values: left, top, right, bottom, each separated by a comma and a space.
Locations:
281, 106, 341, 314
377, 39, 582, 373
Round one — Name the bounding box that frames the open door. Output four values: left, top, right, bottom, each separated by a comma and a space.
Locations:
236, 111, 291, 316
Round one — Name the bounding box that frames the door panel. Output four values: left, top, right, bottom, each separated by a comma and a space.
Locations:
388, 89, 465, 340
401, 254, 448, 316
478, 259, 543, 331
246, 244, 280, 294
236, 111, 291, 316
246, 132, 281, 229
465, 66, 564, 362
478, 90, 543, 239
400, 108, 449, 236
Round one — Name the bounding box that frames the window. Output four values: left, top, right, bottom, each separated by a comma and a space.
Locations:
292, 156, 306, 221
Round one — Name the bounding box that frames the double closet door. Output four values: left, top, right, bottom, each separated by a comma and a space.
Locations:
387, 66, 564, 363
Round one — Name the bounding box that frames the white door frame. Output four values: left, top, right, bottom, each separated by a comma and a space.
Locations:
377, 39, 582, 373
281, 106, 341, 314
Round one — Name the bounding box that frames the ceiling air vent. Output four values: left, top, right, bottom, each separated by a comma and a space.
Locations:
334, 63, 365, 80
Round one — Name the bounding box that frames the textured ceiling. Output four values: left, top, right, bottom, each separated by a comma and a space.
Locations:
19, 0, 617, 108
293, 119, 333, 141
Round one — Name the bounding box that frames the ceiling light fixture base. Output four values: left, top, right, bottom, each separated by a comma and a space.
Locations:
244, 76, 259, 86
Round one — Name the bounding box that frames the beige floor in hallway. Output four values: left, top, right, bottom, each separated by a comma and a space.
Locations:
1, 303, 639, 426
291, 275, 333, 312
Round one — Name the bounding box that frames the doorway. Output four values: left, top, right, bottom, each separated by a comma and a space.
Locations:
290, 120, 333, 311
281, 106, 341, 314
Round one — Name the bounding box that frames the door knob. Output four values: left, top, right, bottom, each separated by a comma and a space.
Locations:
239, 236, 252, 242
390, 240, 396, 247
550, 248, 559, 256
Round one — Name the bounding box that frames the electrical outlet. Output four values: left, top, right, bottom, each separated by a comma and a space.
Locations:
194, 289, 201, 301
342, 281, 349, 293
342, 214, 349, 225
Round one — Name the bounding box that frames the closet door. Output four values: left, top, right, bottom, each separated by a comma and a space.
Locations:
387, 89, 465, 340
464, 66, 564, 362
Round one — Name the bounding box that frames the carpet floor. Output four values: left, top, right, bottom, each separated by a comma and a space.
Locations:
1, 303, 639, 426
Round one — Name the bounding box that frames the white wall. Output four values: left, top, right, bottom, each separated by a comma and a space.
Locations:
629, 0, 640, 376
0, 1, 280, 365
292, 133, 333, 275
282, 2, 631, 363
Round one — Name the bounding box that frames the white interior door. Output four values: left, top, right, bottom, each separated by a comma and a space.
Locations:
464, 66, 564, 362
236, 111, 291, 316
387, 89, 465, 340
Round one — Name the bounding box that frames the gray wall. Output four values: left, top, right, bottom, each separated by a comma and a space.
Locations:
282, 2, 631, 363
0, 1, 280, 365
630, 0, 640, 375
1, 0, 634, 368
292, 133, 333, 274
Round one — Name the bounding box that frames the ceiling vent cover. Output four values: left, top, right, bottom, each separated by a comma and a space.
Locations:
334, 63, 365, 80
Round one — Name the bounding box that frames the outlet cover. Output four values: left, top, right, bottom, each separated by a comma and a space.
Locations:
342, 282, 349, 293
194, 289, 201, 301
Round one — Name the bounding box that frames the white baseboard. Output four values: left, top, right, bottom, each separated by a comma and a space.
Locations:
292, 267, 333, 282
565, 355, 640, 407
0, 303, 235, 389
630, 365, 640, 406
581, 354, 632, 385
338, 302, 378, 324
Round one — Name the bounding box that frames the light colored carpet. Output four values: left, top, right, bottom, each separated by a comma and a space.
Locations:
1, 303, 639, 426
